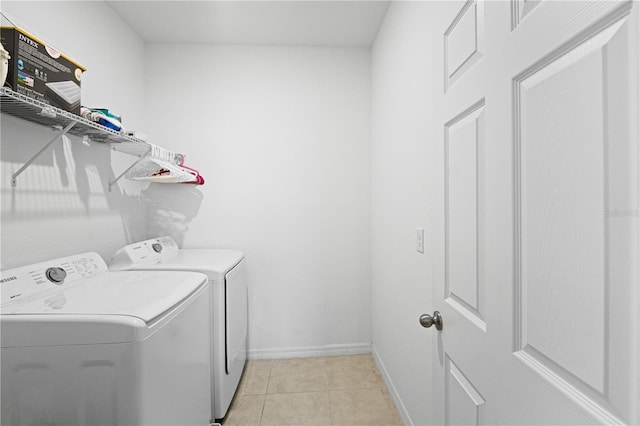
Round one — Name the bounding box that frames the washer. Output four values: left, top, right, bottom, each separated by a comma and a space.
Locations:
1, 252, 212, 426
110, 236, 247, 421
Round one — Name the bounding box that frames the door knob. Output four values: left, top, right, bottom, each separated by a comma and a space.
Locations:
419, 311, 443, 330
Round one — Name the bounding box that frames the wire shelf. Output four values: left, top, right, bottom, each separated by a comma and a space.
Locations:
0, 87, 150, 157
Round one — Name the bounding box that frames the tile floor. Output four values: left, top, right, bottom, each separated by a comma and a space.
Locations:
222, 354, 403, 426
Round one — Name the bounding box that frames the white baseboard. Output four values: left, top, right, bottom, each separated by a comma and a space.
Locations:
372, 344, 412, 426
247, 342, 371, 360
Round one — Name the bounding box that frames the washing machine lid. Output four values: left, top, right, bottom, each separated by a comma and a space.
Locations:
110, 237, 244, 280
1, 253, 209, 347
3, 270, 207, 323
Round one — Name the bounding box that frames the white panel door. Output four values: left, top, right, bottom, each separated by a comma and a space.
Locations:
430, 1, 639, 424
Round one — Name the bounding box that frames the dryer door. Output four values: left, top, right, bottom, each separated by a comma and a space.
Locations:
225, 258, 247, 373
216, 258, 248, 418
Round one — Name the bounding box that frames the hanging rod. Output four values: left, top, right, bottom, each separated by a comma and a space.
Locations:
11, 121, 76, 187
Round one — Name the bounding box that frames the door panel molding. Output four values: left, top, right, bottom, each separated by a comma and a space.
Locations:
444, 0, 485, 91
511, 0, 543, 31
445, 354, 485, 426
513, 349, 623, 425
513, 4, 635, 424
445, 99, 486, 331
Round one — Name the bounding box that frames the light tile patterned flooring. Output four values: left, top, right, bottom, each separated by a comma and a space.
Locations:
223, 354, 403, 426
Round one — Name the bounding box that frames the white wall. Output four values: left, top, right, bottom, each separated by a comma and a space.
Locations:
143, 44, 372, 357
0, 3, 447, 423
0, 2, 149, 268
370, 2, 451, 424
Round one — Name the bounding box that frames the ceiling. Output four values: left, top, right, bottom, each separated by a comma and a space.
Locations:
105, 1, 391, 47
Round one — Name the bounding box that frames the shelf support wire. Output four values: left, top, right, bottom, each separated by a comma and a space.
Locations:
11, 121, 76, 187
108, 146, 152, 192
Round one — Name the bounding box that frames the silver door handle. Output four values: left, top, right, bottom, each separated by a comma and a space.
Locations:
419, 311, 443, 330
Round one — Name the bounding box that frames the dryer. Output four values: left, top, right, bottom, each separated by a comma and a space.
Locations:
1, 252, 212, 426
110, 237, 247, 421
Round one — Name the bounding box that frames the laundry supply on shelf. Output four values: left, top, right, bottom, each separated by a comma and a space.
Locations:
80, 107, 122, 131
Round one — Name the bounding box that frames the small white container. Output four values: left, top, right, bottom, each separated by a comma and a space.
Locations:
0, 43, 10, 87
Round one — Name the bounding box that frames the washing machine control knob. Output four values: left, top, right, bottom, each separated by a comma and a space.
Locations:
152, 243, 163, 253
45, 267, 67, 284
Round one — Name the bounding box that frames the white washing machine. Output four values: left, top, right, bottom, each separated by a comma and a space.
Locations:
110, 237, 247, 421
1, 252, 212, 426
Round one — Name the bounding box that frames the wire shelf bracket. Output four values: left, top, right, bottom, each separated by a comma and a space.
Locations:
108, 146, 152, 192
11, 121, 76, 187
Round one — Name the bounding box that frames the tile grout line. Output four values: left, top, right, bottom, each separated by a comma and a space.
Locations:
323, 358, 336, 426
257, 361, 272, 426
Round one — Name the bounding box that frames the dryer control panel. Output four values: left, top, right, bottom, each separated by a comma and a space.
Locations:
110, 236, 180, 267
0, 253, 107, 307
